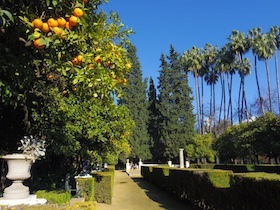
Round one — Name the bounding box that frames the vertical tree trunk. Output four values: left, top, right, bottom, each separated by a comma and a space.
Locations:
254, 56, 265, 115
275, 54, 280, 114
265, 59, 273, 112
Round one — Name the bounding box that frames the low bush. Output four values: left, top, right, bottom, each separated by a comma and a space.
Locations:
35, 190, 71, 206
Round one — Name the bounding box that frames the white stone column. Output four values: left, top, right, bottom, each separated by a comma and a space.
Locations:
126, 159, 130, 173
179, 148, 184, 168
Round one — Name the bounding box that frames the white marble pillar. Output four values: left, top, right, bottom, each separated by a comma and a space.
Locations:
179, 148, 184, 168
126, 159, 130, 173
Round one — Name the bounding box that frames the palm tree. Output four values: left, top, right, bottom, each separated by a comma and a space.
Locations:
204, 68, 218, 133
228, 30, 250, 122
269, 26, 280, 114
203, 44, 219, 134
248, 27, 265, 115
254, 32, 277, 112
181, 46, 203, 133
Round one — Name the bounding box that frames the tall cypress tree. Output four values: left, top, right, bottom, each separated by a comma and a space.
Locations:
119, 43, 152, 161
157, 45, 195, 161
147, 77, 162, 161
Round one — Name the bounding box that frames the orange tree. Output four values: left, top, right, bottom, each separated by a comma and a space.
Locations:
0, 0, 133, 188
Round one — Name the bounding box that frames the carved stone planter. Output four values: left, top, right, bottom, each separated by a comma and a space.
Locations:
2, 153, 33, 199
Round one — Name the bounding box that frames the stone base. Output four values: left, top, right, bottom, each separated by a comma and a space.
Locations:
0, 195, 47, 207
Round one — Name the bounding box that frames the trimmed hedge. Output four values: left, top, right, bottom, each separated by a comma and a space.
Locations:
91, 166, 115, 204
75, 166, 115, 204
191, 163, 280, 173
75, 177, 95, 201
141, 166, 280, 210
35, 190, 71, 206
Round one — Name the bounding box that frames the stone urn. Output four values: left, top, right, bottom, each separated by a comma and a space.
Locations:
2, 153, 33, 199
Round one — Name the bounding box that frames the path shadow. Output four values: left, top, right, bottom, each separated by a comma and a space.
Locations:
132, 177, 201, 210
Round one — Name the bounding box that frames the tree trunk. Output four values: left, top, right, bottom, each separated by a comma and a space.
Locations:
265, 59, 273, 111
194, 71, 201, 134
275, 54, 280, 114
254, 55, 265, 115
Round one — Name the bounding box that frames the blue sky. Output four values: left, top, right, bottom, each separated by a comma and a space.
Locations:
101, 1, 280, 115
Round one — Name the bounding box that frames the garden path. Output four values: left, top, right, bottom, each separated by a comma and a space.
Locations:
97, 170, 199, 210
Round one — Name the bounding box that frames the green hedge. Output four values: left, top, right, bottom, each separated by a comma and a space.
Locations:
91, 166, 115, 204
75, 178, 95, 201
35, 190, 71, 206
75, 166, 115, 204
141, 166, 280, 210
191, 163, 280, 173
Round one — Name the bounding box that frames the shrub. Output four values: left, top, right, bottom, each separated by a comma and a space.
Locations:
36, 190, 71, 206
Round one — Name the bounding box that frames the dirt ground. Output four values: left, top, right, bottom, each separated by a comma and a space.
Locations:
97, 170, 199, 210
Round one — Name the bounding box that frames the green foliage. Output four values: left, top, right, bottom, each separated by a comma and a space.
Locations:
0, 0, 134, 186
76, 178, 94, 201
142, 165, 280, 210
157, 45, 195, 161
186, 133, 216, 163
92, 167, 115, 204
215, 112, 280, 163
35, 190, 71, 206
118, 43, 151, 161
207, 170, 231, 188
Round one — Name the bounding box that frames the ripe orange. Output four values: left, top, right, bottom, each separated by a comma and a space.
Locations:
94, 55, 102, 64
69, 16, 79, 27
47, 74, 53, 80
77, 55, 83, 63
65, 22, 73, 30
73, 8, 84, 18
33, 39, 45, 49
52, 27, 62, 35
47, 18, 58, 27
57, 17, 66, 27
32, 18, 43, 29
72, 57, 79, 66
41, 23, 50, 33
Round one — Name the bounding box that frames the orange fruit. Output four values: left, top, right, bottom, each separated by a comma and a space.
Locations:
47, 74, 53, 80
52, 26, 62, 35
32, 18, 43, 29
47, 18, 58, 27
41, 23, 50, 33
57, 17, 66, 27
94, 55, 102, 64
72, 57, 79, 66
83, 0, 89, 3
77, 55, 83, 63
33, 39, 45, 49
65, 21, 73, 30
73, 8, 84, 18
69, 16, 79, 26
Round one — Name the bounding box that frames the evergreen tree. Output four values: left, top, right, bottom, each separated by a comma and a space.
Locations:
157, 45, 195, 161
119, 43, 152, 161
147, 77, 161, 161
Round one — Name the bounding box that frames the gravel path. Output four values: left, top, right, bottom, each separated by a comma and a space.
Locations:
97, 170, 199, 210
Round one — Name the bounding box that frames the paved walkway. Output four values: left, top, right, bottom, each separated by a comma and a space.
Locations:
97, 170, 199, 210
